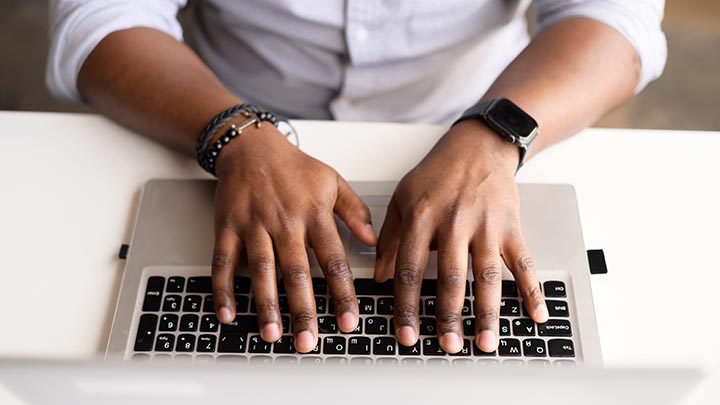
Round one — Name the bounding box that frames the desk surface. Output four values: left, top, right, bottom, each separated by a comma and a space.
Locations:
1, 111, 718, 401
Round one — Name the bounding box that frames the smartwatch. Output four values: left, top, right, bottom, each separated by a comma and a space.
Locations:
452, 98, 538, 170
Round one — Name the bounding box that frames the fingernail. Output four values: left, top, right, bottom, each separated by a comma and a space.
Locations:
261, 323, 281, 342
296, 331, 315, 353
218, 307, 233, 323
477, 330, 497, 352
537, 304, 549, 322
397, 326, 417, 346
440, 333, 463, 353
338, 312, 357, 332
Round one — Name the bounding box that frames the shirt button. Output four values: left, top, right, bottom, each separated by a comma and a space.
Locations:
353, 26, 369, 43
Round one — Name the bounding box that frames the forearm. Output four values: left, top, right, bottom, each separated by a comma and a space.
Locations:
77, 27, 241, 155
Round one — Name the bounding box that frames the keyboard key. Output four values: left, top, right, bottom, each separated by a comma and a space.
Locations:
543, 281, 567, 298
315, 296, 327, 314
142, 277, 164, 311
250, 356, 273, 365
498, 338, 521, 356
427, 358, 450, 367
234, 277, 251, 294
218, 333, 247, 353
248, 335, 271, 353
200, 315, 219, 332
312, 277, 328, 294
352, 357, 374, 367
216, 355, 248, 364
538, 320, 572, 337
365, 317, 388, 335
548, 339, 575, 357
166, 276, 185, 293
155, 334, 175, 352
275, 356, 298, 365
523, 339, 547, 357
348, 337, 372, 355
463, 318, 474, 337
472, 341, 496, 356
449, 339, 472, 357
176, 334, 196, 352
203, 295, 215, 313
300, 356, 323, 366
134, 314, 158, 352
325, 357, 349, 366
512, 318, 535, 336
422, 338, 446, 356
424, 298, 436, 315
197, 335, 216, 353
373, 337, 396, 355
323, 336, 347, 355
346, 322, 363, 335
358, 297, 374, 314
278, 296, 290, 314
528, 359, 552, 368
500, 318, 511, 336
235, 295, 249, 313
162, 295, 181, 312
420, 280, 437, 296
354, 279, 393, 295
401, 358, 424, 367
273, 335, 295, 354
376, 358, 399, 367
546, 300, 570, 317
183, 295, 202, 312
398, 341, 421, 356
282, 315, 290, 333
180, 314, 199, 332
420, 317, 436, 336
318, 316, 338, 334
195, 355, 213, 364
500, 299, 520, 316
501, 280, 518, 297
452, 358, 475, 368
159, 314, 178, 332
377, 297, 394, 315
221, 315, 259, 333
187, 277, 212, 293
461, 299, 472, 316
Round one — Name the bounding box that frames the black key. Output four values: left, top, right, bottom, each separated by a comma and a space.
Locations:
197, 335, 217, 353
318, 316, 338, 334
345, 322, 363, 335
200, 315, 219, 332
187, 277, 212, 293
523, 338, 547, 357
315, 296, 327, 314
498, 338, 522, 356
312, 277, 328, 294
365, 317, 388, 335
281, 315, 290, 333
358, 297, 374, 314
463, 318, 474, 337
500, 318, 511, 336
234, 277, 251, 294
180, 314, 199, 332
183, 295, 202, 312
548, 339, 575, 357
501, 280, 518, 297
461, 299, 472, 316
373, 337, 396, 355
218, 333, 247, 353
155, 334, 175, 352
142, 277, 164, 311
543, 281, 567, 298
221, 315, 259, 333
159, 314, 178, 332
166, 276, 185, 293
176, 334, 196, 352
278, 296, 290, 314
422, 338, 446, 356
420, 279, 436, 296
377, 297, 394, 315
420, 317, 436, 336
354, 279, 393, 295
449, 339, 472, 357
248, 335, 271, 353
472, 341, 496, 356
500, 299, 520, 316
512, 318, 535, 336
424, 298, 436, 316
546, 300, 570, 317
203, 295, 215, 312
235, 295, 250, 313
538, 320, 572, 337
134, 314, 158, 352
465, 281, 471, 297
273, 336, 295, 354
162, 295, 181, 312
398, 341, 421, 356
348, 336, 372, 355
323, 336, 347, 355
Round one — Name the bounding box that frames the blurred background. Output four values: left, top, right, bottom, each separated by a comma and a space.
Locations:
1, 0, 718, 130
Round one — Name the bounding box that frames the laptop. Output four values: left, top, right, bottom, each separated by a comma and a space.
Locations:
105, 179, 603, 366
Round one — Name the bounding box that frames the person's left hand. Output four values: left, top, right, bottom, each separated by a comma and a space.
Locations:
374, 119, 549, 354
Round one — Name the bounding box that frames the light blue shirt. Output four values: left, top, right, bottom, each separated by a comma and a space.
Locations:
47, 0, 666, 125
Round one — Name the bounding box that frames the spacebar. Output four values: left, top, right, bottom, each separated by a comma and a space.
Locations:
220, 315, 259, 333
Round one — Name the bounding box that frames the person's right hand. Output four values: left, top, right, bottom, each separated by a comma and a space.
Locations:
210, 123, 377, 353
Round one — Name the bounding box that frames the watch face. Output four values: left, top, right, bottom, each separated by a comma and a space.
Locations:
486, 99, 537, 139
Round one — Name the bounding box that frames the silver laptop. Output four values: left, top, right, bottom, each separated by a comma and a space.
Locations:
105, 180, 602, 366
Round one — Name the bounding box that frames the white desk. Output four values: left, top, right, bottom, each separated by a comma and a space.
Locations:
0, 111, 718, 402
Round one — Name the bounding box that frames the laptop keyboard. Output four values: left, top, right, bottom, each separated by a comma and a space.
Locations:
132, 275, 577, 367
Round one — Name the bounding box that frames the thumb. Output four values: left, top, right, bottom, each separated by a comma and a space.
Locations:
334, 176, 377, 246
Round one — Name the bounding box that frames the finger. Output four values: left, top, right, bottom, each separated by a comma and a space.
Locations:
393, 209, 434, 346
308, 216, 359, 333
435, 233, 469, 353
334, 175, 377, 246
374, 197, 402, 282
211, 227, 241, 324
501, 229, 548, 323
275, 229, 318, 353
470, 241, 503, 353
245, 228, 282, 342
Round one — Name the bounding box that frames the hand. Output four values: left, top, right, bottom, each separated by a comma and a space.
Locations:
374, 120, 549, 353
211, 124, 377, 353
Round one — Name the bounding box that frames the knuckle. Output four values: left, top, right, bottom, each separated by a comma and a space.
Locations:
515, 254, 535, 274
523, 285, 544, 304
439, 269, 467, 290
395, 264, 422, 287
283, 264, 310, 288
333, 294, 356, 311
409, 202, 433, 224
211, 251, 235, 271
436, 314, 461, 329
394, 307, 418, 326
255, 299, 279, 314
324, 254, 351, 281
475, 308, 499, 325
476, 264, 502, 285
248, 257, 275, 277
291, 309, 316, 326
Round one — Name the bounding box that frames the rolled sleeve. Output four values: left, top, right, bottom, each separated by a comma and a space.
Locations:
46, 0, 187, 102
534, 0, 667, 93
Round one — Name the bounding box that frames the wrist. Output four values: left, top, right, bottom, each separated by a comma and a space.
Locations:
214, 122, 289, 178
445, 120, 520, 176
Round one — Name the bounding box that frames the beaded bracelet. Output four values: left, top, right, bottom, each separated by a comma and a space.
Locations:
200, 112, 262, 175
